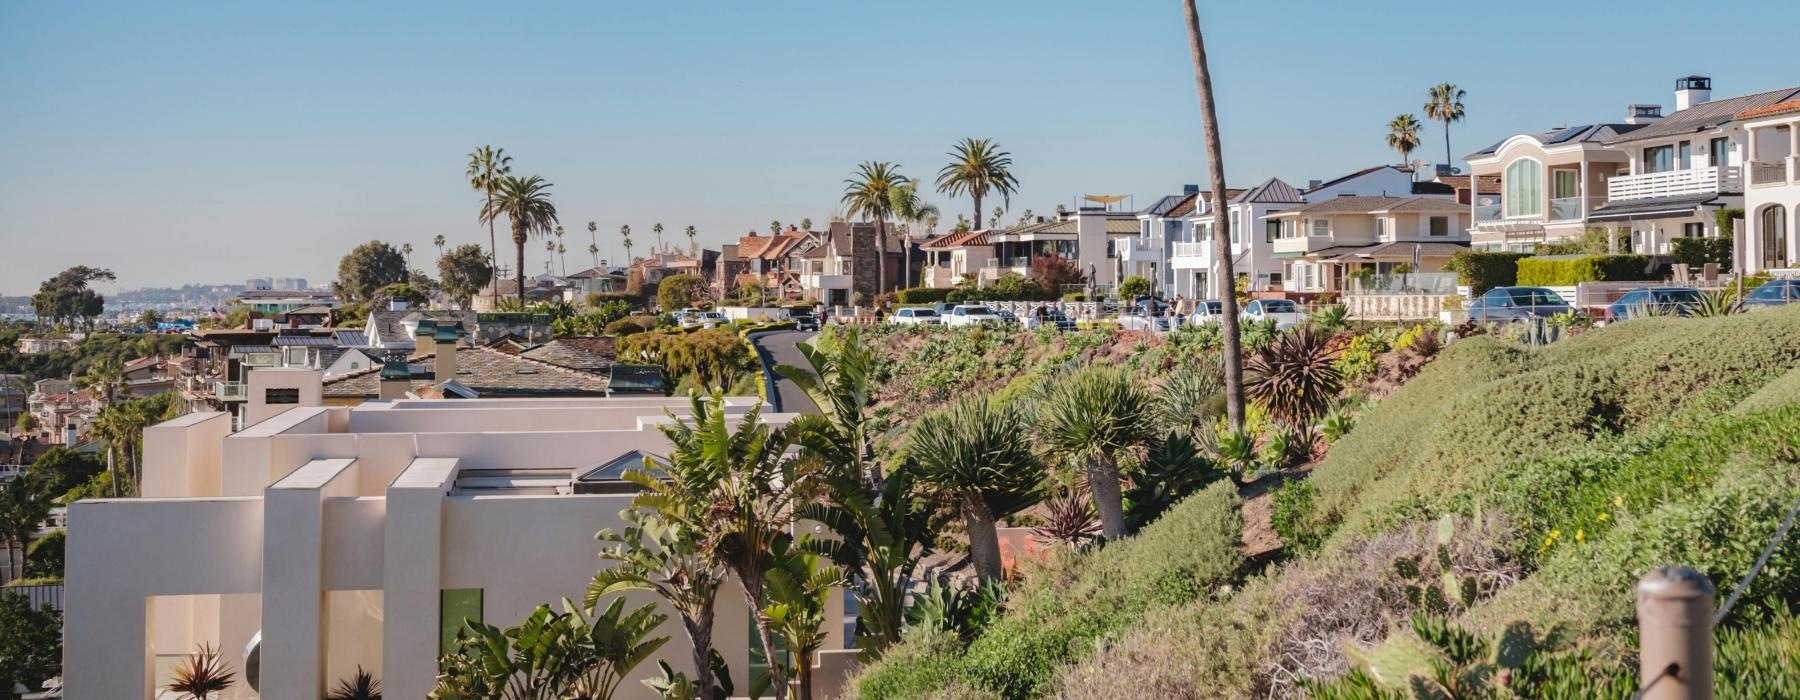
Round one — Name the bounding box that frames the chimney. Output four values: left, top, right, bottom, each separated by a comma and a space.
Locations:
432, 322, 462, 381
377, 358, 411, 400
1182, 184, 1200, 195
1674, 76, 1711, 112
389, 299, 408, 311
1308, 179, 1323, 190
1627, 104, 1664, 124
411, 319, 437, 348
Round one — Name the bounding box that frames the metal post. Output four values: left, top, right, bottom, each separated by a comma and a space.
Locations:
1636, 565, 1716, 700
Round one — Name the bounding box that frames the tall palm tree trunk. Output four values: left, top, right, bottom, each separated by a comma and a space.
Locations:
1088, 454, 1128, 539
684, 612, 719, 700
514, 221, 529, 305
487, 193, 501, 308
1182, 0, 1246, 432
962, 495, 1004, 582
1443, 122, 1453, 166
973, 192, 985, 230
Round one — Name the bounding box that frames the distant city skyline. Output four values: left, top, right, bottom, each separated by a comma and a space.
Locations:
5, 0, 1799, 294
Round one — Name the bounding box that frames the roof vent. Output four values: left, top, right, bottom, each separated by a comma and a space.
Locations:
1627, 104, 1663, 124
1307, 179, 1323, 190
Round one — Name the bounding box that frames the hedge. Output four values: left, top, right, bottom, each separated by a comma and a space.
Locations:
1669, 237, 1733, 271
1444, 251, 1531, 295
896, 287, 953, 304
1515, 254, 1654, 286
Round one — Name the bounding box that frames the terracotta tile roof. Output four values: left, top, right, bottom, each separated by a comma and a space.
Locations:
322, 344, 610, 398
1434, 175, 1502, 195
1736, 99, 1800, 120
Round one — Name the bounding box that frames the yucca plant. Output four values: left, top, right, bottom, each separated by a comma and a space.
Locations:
908, 395, 1045, 582
1244, 326, 1343, 429
329, 666, 381, 700
1037, 364, 1155, 539
166, 643, 236, 700
1032, 486, 1101, 549
904, 578, 1008, 642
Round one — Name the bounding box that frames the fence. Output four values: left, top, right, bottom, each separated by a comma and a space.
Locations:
1346, 272, 1459, 296
1, 582, 64, 611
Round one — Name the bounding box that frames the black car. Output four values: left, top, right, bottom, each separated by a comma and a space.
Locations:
789, 310, 820, 331
1466, 286, 1574, 323
1741, 279, 1800, 309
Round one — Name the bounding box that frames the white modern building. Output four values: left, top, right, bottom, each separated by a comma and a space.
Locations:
1741, 97, 1800, 273
1165, 178, 1309, 299
63, 383, 853, 699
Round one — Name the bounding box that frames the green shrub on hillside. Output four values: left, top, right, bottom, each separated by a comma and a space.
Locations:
1669, 236, 1733, 271
896, 287, 953, 304
1515, 254, 1653, 286
1444, 250, 1531, 295
1732, 365, 1800, 416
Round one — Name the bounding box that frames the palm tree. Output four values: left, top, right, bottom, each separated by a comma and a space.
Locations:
1182, 0, 1246, 432
553, 225, 567, 275
401, 243, 413, 271
888, 183, 940, 289
684, 226, 697, 256
620, 225, 635, 265
433, 234, 447, 263
842, 162, 910, 296
466, 146, 513, 306
907, 395, 1044, 583
800, 217, 812, 231
770, 220, 782, 236
934, 138, 1019, 230
587, 221, 600, 267
591, 499, 729, 700
1037, 365, 1154, 539
775, 327, 880, 485
761, 541, 843, 700
1425, 82, 1467, 166
0, 471, 53, 582
480, 175, 560, 304
653, 223, 666, 255
1387, 114, 1423, 167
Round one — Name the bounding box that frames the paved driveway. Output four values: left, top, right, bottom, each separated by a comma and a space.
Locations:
746, 330, 819, 414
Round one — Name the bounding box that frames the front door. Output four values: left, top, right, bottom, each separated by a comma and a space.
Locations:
1761, 205, 1789, 270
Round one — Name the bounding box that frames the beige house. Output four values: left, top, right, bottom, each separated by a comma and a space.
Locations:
920, 230, 995, 288
63, 387, 853, 699
1464, 123, 1637, 252
1267, 196, 1470, 294
1741, 98, 1800, 272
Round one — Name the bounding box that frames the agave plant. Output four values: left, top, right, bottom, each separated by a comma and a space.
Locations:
1244, 326, 1343, 429
1310, 304, 1350, 333
1032, 486, 1102, 549
1153, 356, 1226, 436
1213, 428, 1259, 479
1691, 289, 1740, 317
167, 644, 236, 700
904, 578, 1008, 642
1239, 316, 1281, 351
1123, 431, 1224, 530
328, 666, 381, 700
1320, 402, 1357, 444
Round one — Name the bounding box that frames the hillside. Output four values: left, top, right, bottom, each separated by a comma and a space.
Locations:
850, 305, 1800, 699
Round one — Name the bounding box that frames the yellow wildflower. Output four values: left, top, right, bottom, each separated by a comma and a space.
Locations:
1596, 512, 1609, 523
1614, 494, 1624, 509
1575, 529, 1585, 544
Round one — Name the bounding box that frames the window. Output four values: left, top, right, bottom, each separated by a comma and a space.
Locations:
264, 388, 299, 405
1683, 222, 1704, 238
1265, 219, 1280, 243
1429, 216, 1450, 236
1678, 141, 1692, 170
1710, 138, 1730, 168
1375, 217, 1386, 238
1230, 211, 1241, 243
1311, 219, 1330, 237
1643, 145, 1674, 173
1505, 159, 1543, 217
1552, 170, 1579, 200
441, 588, 483, 657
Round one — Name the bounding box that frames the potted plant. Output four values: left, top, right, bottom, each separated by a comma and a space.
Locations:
1438, 294, 1467, 326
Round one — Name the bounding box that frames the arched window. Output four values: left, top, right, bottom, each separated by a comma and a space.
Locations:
1761, 205, 1789, 270
1505, 159, 1543, 218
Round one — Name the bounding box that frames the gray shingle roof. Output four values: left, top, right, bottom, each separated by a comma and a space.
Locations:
1288, 196, 1462, 215
519, 337, 617, 372
1232, 178, 1306, 204
1587, 193, 1722, 221
1467, 123, 1646, 158
322, 344, 611, 398
1602, 86, 1800, 145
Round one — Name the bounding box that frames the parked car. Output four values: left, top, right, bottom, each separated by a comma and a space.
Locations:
995, 310, 1019, 326
1187, 300, 1227, 326
1242, 299, 1305, 329
1607, 287, 1703, 320
944, 304, 1002, 327
1465, 286, 1573, 323
1024, 307, 1076, 331
1741, 279, 1800, 309
693, 311, 728, 328
889, 307, 942, 326
789, 309, 819, 331
1115, 312, 1169, 332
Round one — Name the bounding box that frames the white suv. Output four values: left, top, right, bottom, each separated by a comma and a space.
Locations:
944, 304, 1002, 327
890, 308, 942, 325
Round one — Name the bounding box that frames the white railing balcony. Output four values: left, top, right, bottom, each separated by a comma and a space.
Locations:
1171, 241, 1211, 259
1749, 161, 1790, 186
1607, 166, 1741, 201
214, 381, 248, 402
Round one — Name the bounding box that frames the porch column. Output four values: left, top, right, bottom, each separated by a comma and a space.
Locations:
1789, 124, 1800, 182
384, 458, 459, 700
1579, 160, 1591, 218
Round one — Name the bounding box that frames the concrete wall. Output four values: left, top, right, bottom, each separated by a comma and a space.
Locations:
244, 367, 323, 428
142, 411, 229, 498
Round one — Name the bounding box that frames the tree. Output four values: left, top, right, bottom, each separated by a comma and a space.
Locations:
1117, 274, 1151, 300
842, 162, 909, 296
1182, 0, 1246, 433
0, 471, 55, 581
0, 593, 61, 697
685, 226, 698, 256
907, 395, 1044, 583
802, 469, 941, 659
620, 225, 635, 265
888, 182, 940, 288
800, 218, 812, 231
591, 506, 726, 700
1029, 256, 1084, 297
401, 242, 414, 271
1037, 365, 1154, 539
137, 310, 162, 328
654, 223, 666, 255
30, 266, 115, 329
588, 221, 600, 267
935, 138, 1019, 231
333, 241, 408, 305
775, 328, 880, 485
15, 413, 36, 438
770, 220, 781, 235
433, 234, 447, 262
657, 274, 704, 311
437, 244, 494, 310
467, 146, 514, 307
481, 175, 560, 304
1388, 113, 1423, 166
1425, 82, 1466, 166
554, 225, 568, 275
26, 446, 104, 497
761, 541, 843, 700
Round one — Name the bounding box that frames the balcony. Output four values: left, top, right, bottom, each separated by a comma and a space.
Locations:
1749, 161, 1792, 187
214, 381, 248, 402
800, 273, 851, 291
1171, 241, 1211, 260
1606, 166, 1741, 201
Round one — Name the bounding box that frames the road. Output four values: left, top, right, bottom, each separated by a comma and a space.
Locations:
746, 330, 819, 414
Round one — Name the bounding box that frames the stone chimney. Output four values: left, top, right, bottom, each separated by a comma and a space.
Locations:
432, 323, 462, 381
1674, 76, 1711, 112
377, 358, 411, 400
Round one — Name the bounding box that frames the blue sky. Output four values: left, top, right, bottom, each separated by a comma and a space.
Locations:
4, 0, 1798, 294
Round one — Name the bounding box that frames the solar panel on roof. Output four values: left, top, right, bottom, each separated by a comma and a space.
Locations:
1545, 125, 1593, 144
271, 336, 333, 347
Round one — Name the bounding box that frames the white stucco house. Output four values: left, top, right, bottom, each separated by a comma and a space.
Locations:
1165, 178, 1309, 299
63, 382, 854, 699
1740, 97, 1800, 272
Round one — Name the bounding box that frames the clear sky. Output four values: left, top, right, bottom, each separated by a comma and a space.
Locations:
4, 1, 1798, 294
